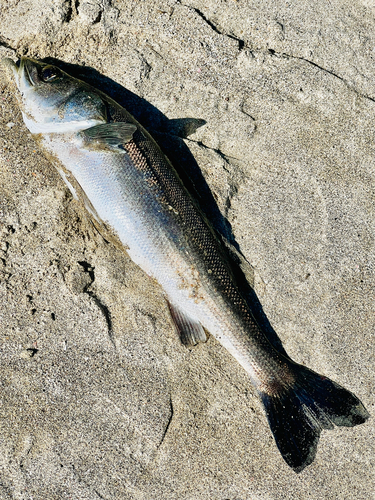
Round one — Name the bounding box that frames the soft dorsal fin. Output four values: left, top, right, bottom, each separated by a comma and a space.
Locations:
81, 122, 137, 150
168, 302, 208, 346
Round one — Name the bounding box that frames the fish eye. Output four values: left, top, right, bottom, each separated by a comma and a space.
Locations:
40, 66, 61, 82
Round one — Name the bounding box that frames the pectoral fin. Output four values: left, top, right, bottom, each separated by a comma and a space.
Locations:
168, 302, 208, 346
81, 122, 137, 151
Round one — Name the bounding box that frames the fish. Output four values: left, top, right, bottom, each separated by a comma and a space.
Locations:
2, 56, 369, 473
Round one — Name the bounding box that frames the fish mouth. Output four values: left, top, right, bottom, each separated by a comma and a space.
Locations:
20, 58, 35, 86
18, 57, 39, 90
1, 57, 38, 91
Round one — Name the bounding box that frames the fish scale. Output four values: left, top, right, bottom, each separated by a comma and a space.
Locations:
3, 56, 369, 473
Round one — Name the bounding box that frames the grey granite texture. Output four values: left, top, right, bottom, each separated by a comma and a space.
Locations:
0, 0, 374, 498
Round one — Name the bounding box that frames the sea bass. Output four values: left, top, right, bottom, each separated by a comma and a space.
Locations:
3, 57, 369, 472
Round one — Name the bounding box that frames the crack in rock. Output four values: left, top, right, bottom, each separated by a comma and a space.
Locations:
190, 6, 244, 51
63, 0, 74, 23
76, 261, 116, 349
181, 5, 375, 104
186, 138, 242, 163
0, 36, 15, 51
157, 395, 174, 449
289, 53, 375, 103
266, 48, 375, 104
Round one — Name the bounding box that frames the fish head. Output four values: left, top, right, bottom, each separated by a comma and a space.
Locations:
2, 57, 107, 134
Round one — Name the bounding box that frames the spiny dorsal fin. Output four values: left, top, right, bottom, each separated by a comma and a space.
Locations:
168, 302, 208, 346
81, 122, 137, 150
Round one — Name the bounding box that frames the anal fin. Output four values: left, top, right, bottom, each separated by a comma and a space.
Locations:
168, 302, 208, 346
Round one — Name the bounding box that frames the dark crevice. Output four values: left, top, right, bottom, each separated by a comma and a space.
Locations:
293, 53, 375, 102
237, 39, 245, 51
158, 395, 174, 448
0, 36, 15, 51
92, 488, 108, 500
296, 56, 375, 102
93, 9, 103, 24
192, 8, 244, 51
227, 34, 244, 51
188, 138, 242, 164
291, 54, 346, 83
64, 0, 74, 23
240, 105, 257, 126
192, 8, 221, 35
268, 49, 375, 104
26, 348, 38, 357
78, 260, 95, 283
78, 261, 115, 348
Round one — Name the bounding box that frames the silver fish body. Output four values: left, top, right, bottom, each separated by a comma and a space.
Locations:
4, 57, 369, 472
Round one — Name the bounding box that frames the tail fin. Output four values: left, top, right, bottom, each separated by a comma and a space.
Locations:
260, 364, 369, 473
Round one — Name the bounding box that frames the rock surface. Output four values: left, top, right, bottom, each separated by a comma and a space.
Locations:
0, 0, 374, 498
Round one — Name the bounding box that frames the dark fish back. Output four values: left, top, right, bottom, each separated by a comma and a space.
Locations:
122, 119, 257, 330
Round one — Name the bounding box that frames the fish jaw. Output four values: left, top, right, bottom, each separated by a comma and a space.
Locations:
2, 57, 39, 92
2, 57, 107, 135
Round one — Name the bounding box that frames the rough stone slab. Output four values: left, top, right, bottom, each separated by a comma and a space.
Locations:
0, 1, 374, 498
